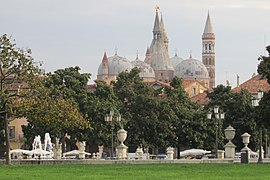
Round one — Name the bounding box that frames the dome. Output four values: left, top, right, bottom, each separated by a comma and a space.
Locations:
97, 54, 133, 76
174, 57, 209, 79
131, 58, 155, 78
170, 54, 184, 68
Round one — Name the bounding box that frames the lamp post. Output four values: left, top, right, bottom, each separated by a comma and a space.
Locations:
251, 89, 264, 163
105, 109, 121, 159
207, 105, 225, 158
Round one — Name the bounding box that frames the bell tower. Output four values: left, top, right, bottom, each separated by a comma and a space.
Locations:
202, 11, 215, 88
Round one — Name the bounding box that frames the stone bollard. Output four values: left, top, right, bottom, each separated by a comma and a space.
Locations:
166, 147, 174, 160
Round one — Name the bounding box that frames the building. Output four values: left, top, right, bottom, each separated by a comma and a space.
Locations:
97, 7, 216, 89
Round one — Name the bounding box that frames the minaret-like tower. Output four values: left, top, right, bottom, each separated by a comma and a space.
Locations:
149, 6, 174, 82
97, 52, 109, 81
202, 11, 215, 88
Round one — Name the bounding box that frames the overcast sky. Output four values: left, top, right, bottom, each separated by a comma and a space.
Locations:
1, 0, 270, 86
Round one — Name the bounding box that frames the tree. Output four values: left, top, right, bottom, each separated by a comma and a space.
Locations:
86, 81, 119, 151
165, 77, 211, 157
258, 46, 270, 84
17, 76, 90, 149
207, 85, 258, 150
257, 45, 270, 149
0, 34, 40, 164
45, 66, 91, 115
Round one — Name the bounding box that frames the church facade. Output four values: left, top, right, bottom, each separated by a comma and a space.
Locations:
97, 8, 216, 89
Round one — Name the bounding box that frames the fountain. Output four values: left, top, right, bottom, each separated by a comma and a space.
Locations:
11, 133, 54, 159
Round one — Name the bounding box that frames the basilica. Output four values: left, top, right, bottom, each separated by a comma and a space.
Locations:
97, 8, 216, 90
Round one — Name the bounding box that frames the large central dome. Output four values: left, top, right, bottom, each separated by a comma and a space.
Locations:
174, 57, 209, 79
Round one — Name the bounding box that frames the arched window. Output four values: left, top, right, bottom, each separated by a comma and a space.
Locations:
209, 44, 211, 51
205, 44, 208, 51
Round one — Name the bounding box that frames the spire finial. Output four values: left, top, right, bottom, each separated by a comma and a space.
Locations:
155, 5, 160, 12
175, 48, 178, 57
136, 50, 139, 60
115, 46, 118, 55
189, 50, 192, 58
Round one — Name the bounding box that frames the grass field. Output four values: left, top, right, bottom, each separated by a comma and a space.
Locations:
0, 163, 270, 179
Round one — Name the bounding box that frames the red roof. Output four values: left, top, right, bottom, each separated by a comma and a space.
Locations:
233, 74, 270, 94
190, 91, 209, 105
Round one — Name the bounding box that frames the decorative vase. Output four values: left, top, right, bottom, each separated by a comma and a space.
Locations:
224, 125, 235, 142
117, 129, 127, 145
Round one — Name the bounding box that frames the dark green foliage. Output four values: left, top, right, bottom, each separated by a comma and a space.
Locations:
207, 85, 258, 150
45, 66, 91, 115
258, 46, 270, 84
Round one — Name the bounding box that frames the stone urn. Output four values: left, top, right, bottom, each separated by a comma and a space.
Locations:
241, 132, 251, 147
225, 125, 235, 142
117, 129, 127, 145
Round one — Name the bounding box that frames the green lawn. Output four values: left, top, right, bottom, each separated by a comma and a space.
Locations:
0, 163, 269, 179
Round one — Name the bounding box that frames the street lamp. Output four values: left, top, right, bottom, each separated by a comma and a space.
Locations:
105, 109, 121, 159
207, 105, 225, 158
251, 89, 264, 163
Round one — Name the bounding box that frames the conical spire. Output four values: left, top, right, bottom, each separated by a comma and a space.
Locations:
144, 47, 151, 64
146, 47, 150, 56
102, 51, 108, 64
153, 8, 161, 33
160, 13, 164, 31
203, 11, 213, 33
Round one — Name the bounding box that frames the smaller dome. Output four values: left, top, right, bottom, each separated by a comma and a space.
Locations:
98, 54, 133, 76
131, 58, 155, 78
170, 54, 184, 68
174, 57, 209, 79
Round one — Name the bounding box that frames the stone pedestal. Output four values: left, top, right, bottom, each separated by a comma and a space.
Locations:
241, 147, 251, 159
166, 147, 174, 160
217, 150, 224, 159
136, 147, 143, 159
224, 142, 236, 158
117, 144, 128, 159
